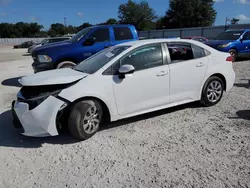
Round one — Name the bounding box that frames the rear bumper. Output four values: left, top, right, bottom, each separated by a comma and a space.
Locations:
226, 69, 236, 92
12, 96, 66, 137
32, 62, 54, 73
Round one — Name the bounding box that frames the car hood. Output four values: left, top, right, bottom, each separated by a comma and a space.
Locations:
33, 40, 72, 53
205, 40, 233, 46
19, 68, 88, 86
30, 44, 41, 49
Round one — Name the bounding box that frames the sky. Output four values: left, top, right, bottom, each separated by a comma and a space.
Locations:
0, 0, 250, 29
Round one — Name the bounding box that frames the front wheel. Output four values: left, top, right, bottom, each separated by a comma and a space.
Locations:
56, 61, 76, 69
229, 49, 237, 61
200, 76, 224, 107
68, 100, 103, 140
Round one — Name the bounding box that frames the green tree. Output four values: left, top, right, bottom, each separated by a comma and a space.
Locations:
231, 18, 239, 24
118, 0, 157, 31
29, 23, 43, 36
106, 18, 118, 25
165, 0, 217, 28
77, 22, 92, 31
65, 25, 77, 34
155, 17, 170, 30
48, 23, 66, 37
0, 22, 44, 38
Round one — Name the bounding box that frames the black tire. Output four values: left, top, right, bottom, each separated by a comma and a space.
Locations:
200, 76, 224, 107
229, 49, 237, 61
56, 61, 76, 69
68, 100, 103, 140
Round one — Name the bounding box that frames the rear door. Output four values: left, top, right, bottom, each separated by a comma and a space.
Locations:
166, 42, 209, 103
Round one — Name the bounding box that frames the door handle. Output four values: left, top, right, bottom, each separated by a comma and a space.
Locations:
196, 62, 204, 67
157, 71, 168, 76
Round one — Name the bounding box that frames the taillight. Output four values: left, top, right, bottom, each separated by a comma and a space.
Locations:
226, 56, 234, 62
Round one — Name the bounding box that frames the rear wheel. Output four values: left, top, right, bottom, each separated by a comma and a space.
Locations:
68, 100, 103, 140
229, 49, 237, 61
56, 61, 76, 69
200, 76, 224, 107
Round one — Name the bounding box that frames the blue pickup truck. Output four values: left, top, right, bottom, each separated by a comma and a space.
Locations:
32, 24, 139, 73
205, 29, 250, 61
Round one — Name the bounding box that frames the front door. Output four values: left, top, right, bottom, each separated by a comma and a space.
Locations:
242, 31, 250, 54
112, 43, 170, 116
166, 42, 209, 103
79, 27, 113, 60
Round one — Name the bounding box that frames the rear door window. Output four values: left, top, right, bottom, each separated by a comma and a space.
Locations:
114, 27, 133, 41
167, 43, 194, 63
88, 28, 110, 42
192, 44, 206, 59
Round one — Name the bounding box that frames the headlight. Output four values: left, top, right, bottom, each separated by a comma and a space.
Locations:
218, 44, 230, 48
37, 55, 52, 62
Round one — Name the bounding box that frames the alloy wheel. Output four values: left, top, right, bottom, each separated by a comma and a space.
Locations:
206, 80, 223, 103
82, 105, 101, 134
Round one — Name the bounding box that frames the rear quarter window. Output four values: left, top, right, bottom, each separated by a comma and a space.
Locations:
114, 27, 133, 41
192, 44, 206, 59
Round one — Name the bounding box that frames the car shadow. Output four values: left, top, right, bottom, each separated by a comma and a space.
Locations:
234, 83, 250, 89
0, 110, 79, 148
1, 77, 22, 87
236, 57, 250, 62
0, 102, 200, 148
22, 53, 31, 56
101, 102, 200, 130
228, 110, 250, 121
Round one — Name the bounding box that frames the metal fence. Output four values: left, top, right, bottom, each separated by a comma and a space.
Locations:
1, 23, 250, 45
0, 38, 46, 45
138, 23, 250, 39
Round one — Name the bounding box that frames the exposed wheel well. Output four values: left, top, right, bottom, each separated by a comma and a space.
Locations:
209, 73, 227, 91
60, 96, 111, 125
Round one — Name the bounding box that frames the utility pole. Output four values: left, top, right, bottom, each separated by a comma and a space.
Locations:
224, 17, 230, 31
64, 16, 67, 27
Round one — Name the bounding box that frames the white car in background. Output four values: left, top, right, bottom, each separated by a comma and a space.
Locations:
27, 37, 71, 53
12, 39, 235, 140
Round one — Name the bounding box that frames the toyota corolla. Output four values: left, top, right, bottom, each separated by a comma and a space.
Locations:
12, 39, 236, 140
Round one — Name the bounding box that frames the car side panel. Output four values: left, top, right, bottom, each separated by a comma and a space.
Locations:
58, 74, 119, 121
197, 54, 235, 99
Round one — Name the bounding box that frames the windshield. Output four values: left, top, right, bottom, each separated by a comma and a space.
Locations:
214, 31, 244, 40
71, 27, 92, 42
74, 46, 131, 74
41, 39, 49, 45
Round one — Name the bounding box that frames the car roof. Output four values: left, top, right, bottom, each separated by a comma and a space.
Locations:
116, 38, 217, 53
89, 24, 134, 29
225, 29, 248, 32
117, 38, 201, 47
183, 36, 206, 39
49, 37, 71, 39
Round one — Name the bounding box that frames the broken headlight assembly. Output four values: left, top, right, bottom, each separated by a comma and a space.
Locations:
17, 82, 77, 110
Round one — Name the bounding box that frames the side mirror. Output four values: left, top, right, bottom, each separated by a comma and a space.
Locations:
83, 37, 96, 46
118, 64, 135, 79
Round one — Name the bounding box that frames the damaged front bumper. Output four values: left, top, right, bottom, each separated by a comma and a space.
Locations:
12, 96, 66, 137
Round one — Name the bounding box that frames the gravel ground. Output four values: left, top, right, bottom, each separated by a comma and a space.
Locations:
0, 46, 249, 188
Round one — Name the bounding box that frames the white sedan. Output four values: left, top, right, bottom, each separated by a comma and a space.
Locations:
12, 39, 236, 140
